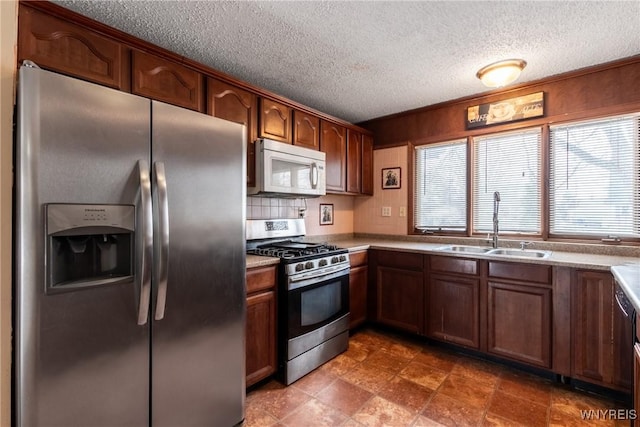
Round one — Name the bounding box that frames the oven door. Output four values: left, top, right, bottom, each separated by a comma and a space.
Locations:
287, 266, 350, 340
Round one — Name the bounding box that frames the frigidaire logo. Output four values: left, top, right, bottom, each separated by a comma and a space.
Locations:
84, 208, 106, 212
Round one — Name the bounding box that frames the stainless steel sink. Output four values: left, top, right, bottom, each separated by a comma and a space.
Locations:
436, 245, 493, 254
487, 248, 552, 259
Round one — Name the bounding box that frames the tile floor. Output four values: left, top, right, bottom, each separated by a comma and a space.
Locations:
245, 328, 630, 427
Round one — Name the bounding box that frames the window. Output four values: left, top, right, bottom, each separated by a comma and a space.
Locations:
550, 114, 640, 238
473, 128, 542, 234
414, 140, 467, 232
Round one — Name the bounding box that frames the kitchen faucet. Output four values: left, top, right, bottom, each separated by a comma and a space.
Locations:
492, 191, 500, 248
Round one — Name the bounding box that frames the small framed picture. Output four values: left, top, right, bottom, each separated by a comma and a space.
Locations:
319, 203, 334, 226
382, 167, 401, 189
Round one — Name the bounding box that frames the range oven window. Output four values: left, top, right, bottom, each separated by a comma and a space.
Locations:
288, 272, 349, 339
301, 282, 341, 326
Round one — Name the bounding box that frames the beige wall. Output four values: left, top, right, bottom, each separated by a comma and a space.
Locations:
0, 0, 17, 425
354, 146, 409, 235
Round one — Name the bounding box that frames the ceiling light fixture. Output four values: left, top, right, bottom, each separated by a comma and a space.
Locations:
476, 59, 527, 88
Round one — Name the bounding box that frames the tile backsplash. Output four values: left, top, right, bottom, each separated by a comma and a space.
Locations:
246, 197, 307, 220
247, 195, 355, 236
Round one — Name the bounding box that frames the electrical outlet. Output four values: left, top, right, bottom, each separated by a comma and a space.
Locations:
399, 207, 406, 217
382, 206, 392, 217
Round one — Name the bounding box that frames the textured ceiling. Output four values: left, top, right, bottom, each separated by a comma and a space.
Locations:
53, 0, 640, 124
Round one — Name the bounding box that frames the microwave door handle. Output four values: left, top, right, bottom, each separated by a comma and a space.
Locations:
136, 160, 153, 325
311, 162, 318, 189
153, 162, 170, 321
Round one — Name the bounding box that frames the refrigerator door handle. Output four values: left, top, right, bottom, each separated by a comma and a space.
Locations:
137, 160, 153, 325
153, 161, 170, 320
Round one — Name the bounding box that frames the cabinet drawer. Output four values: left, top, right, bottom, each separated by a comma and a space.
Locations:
349, 250, 368, 267
246, 265, 277, 294
489, 261, 551, 284
637, 313, 640, 343
430, 255, 478, 276
375, 250, 423, 271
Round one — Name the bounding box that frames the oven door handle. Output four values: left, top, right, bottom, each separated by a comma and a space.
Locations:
288, 265, 350, 291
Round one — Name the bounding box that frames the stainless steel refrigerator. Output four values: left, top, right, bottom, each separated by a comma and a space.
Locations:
15, 63, 246, 426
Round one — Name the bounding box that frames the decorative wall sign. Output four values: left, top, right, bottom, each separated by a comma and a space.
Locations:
382, 167, 401, 189
319, 203, 334, 225
466, 91, 544, 129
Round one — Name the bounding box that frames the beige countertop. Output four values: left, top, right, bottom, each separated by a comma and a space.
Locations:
328, 237, 639, 271
246, 254, 280, 269
246, 236, 638, 271
612, 263, 640, 313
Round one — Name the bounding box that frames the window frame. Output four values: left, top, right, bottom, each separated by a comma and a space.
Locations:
410, 112, 640, 244
548, 113, 640, 240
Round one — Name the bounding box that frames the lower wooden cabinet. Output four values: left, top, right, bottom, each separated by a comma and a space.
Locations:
349, 250, 368, 329
370, 250, 424, 334
487, 281, 551, 368
245, 265, 277, 387
428, 274, 479, 349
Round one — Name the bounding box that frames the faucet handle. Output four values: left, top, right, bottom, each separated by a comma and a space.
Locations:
519, 241, 533, 250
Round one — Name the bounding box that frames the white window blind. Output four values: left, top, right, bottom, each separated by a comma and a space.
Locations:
414, 140, 467, 231
473, 128, 542, 234
550, 114, 640, 238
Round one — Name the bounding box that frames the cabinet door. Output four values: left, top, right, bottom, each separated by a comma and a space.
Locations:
488, 281, 551, 368
361, 134, 374, 195
246, 290, 277, 387
207, 78, 258, 186
349, 265, 368, 329
259, 98, 291, 143
376, 266, 423, 333
292, 110, 320, 150
347, 129, 362, 193
572, 271, 614, 386
428, 274, 479, 349
321, 121, 347, 192
18, 5, 129, 90
132, 51, 204, 111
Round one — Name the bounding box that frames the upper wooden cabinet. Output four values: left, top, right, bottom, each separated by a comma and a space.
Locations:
320, 121, 347, 192
346, 129, 373, 195
292, 110, 320, 150
259, 98, 292, 143
361, 134, 374, 195
207, 78, 258, 186
132, 51, 204, 112
347, 129, 362, 193
18, 5, 130, 90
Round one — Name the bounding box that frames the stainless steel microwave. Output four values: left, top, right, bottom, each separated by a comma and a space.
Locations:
248, 138, 326, 198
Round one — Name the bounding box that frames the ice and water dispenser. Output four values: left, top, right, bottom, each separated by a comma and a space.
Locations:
45, 204, 135, 293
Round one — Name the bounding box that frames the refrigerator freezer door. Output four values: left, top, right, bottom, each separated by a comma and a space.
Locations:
15, 66, 151, 426
150, 101, 247, 426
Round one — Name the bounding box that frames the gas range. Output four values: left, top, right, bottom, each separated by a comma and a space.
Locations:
246, 218, 350, 385
246, 217, 350, 277
247, 240, 349, 276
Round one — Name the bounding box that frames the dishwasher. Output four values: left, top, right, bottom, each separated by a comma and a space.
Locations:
615, 279, 637, 424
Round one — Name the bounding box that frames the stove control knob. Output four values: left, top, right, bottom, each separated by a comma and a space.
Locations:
339, 255, 347, 262
295, 263, 304, 272
319, 259, 328, 267
331, 256, 339, 264
305, 261, 314, 270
